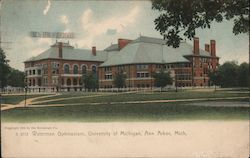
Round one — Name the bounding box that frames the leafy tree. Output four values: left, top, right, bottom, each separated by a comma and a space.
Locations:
208, 69, 221, 90
7, 68, 25, 87
151, 0, 249, 47
0, 48, 10, 88
217, 61, 239, 87
83, 72, 98, 91
113, 72, 126, 89
238, 62, 249, 87
153, 69, 173, 91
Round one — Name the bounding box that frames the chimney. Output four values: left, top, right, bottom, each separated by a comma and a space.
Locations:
118, 39, 132, 50
92, 46, 96, 56
210, 40, 216, 56
193, 37, 199, 55
205, 44, 210, 53
58, 42, 63, 58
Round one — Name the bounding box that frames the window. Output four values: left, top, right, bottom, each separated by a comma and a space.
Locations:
105, 74, 112, 80
118, 65, 125, 72
73, 65, 78, 74
136, 64, 148, 70
82, 65, 87, 75
136, 72, 150, 78
38, 70, 41, 75
51, 62, 59, 68
33, 70, 36, 75
137, 73, 140, 78
64, 64, 70, 74
105, 67, 111, 72
73, 78, 78, 85
92, 65, 97, 73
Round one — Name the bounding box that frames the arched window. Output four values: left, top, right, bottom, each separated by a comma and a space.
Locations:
82, 65, 87, 75
64, 64, 70, 74
73, 78, 78, 85
92, 65, 97, 73
73, 65, 78, 74
67, 78, 71, 86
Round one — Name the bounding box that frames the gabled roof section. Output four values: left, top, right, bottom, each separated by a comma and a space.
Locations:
24, 42, 108, 62
104, 44, 119, 52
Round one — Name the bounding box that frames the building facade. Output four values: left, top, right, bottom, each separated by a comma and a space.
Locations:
24, 42, 105, 92
24, 36, 219, 91
98, 36, 219, 88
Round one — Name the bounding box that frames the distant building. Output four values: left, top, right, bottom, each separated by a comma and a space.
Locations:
24, 36, 219, 92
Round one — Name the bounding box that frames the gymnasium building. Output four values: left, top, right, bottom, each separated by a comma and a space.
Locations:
24, 36, 219, 91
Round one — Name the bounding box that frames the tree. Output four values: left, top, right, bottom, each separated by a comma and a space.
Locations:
238, 62, 249, 87
208, 69, 221, 90
153, 69, 173, 91
83, 72, 98, 91
113, 72, 126, 89
217, 61, 239, 87
0, 48, 10, 88
7, 68, 25, 87
151, 0, 249, 48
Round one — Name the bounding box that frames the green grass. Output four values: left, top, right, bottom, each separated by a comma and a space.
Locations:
33, 91, 249, 105
1, 94, 48, 105
1, 102, 249, 122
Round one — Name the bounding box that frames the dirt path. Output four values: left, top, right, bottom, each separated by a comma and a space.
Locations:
1, 94, 59, 111
1, 91, 138, 111
30, 91, 138, 105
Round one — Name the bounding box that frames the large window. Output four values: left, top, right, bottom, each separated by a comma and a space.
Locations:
64, 64, 70, 74
136, 72, 149, 78
73, 65, 79, 74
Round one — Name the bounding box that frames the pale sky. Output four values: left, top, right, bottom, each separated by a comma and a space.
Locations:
0, 0, 248, 71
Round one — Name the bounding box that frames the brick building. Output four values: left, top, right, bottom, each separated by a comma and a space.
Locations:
24, 42, 107, 92
24, 36, 219, 91
98, 36, 219, 89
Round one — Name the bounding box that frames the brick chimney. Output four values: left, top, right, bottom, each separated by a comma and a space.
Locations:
118, 39, 132, 50
205, 44, 210, 53
58, 42, 63, 58
210, 40, 216, 56
92, 46, 96, 56
193, 37, 199, 55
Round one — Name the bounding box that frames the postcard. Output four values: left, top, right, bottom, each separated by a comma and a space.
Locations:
1, 0, 249, 157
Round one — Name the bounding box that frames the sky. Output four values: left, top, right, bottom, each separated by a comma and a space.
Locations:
0, 0, 248, 71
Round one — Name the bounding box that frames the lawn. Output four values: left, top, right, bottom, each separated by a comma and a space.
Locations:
32, 91, 249, 105
1, 101, 249, 122
1, 94, 48, 105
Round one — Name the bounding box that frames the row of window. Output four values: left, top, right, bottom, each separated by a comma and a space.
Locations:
104, 74, 113, 80
176, 75, 192, 80
136, 72, 150, 78
26, 69, 42, 76
64, 65, 96, 74
103, 63, 192, 73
